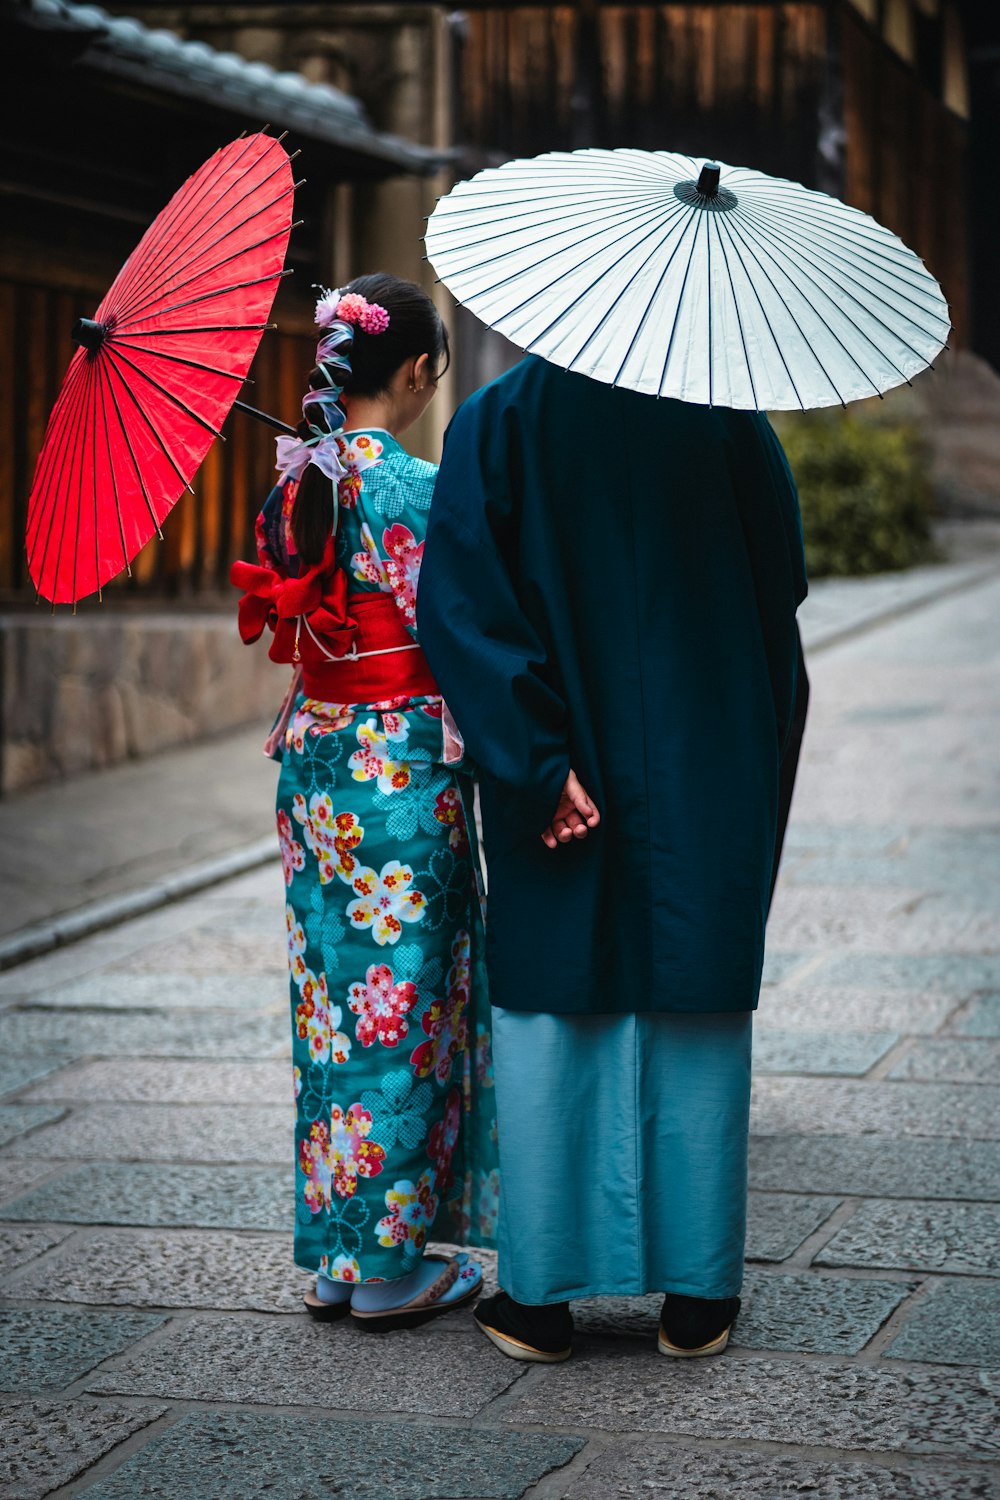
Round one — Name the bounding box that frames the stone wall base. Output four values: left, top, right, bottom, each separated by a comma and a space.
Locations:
0, 611, 287, 796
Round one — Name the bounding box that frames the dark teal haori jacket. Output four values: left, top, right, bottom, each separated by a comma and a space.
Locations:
417, 356, 807, 1017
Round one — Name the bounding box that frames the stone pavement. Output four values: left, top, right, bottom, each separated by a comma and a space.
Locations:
1, 567, 999, 1498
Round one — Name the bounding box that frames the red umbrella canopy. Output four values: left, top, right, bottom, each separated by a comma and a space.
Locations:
26, 131, 297, 605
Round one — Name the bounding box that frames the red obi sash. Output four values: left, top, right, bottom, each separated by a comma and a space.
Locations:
230, 538, 438, 704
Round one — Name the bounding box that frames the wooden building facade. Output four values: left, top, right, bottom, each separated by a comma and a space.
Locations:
0, 0, 453, 606
454, 2, 969, 333
1, 0, 972, 609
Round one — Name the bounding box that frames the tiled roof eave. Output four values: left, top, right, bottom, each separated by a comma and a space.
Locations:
22, 0, 449, 176
82, 45, 448, 173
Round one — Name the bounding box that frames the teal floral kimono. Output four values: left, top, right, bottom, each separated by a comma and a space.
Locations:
254, 429, 498, 1286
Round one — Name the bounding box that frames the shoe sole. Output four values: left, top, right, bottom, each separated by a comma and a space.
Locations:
657, 1325, 731, 1358
350, 1279, 481, 1333
475, 1319, 572, 1364
303, 1293, 352, 1323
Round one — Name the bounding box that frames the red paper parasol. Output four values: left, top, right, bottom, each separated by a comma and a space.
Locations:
25, 130, 299, 606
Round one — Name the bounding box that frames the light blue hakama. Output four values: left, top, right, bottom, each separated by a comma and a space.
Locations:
491, 1008, 752, 1305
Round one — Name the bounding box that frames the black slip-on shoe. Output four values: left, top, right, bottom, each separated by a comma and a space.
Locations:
474, 1291, 573, 1363
657, 1294, 741, 1358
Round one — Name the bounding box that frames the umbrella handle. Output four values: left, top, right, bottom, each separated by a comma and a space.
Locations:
232, 399, 298, 437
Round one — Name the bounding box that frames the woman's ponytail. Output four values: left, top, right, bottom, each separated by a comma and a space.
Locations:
290, 362, 338, 566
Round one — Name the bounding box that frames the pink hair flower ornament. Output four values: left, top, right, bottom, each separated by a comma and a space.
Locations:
357, 301, 391, 335
314, 288, 390, 336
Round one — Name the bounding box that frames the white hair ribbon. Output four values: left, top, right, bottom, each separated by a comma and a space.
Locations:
274, 430, 346, 485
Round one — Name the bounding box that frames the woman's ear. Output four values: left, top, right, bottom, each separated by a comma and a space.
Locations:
412, 352, 431, 390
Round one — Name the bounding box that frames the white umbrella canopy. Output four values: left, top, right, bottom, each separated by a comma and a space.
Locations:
425, 150, 951, 411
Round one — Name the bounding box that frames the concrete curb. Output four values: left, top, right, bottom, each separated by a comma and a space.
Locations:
0, 835, 278, 972
802, 560, 1000, 655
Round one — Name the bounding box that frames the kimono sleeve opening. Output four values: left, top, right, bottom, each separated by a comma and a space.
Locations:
417, 396, 571, 843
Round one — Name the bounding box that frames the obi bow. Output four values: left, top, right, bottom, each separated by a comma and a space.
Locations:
229, 536, 358, 666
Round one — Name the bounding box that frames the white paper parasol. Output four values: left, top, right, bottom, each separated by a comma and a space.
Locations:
425, 150, 950, 411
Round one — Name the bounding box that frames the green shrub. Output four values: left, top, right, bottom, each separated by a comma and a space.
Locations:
771, 408, 935, 577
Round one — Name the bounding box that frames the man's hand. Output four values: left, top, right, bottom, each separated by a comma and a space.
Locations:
541, 769, 601, 849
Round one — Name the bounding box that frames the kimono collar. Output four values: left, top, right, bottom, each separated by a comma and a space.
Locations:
341, 427, 399, 457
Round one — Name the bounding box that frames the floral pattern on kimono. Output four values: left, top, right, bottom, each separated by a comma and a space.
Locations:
260, 429, 497, 1283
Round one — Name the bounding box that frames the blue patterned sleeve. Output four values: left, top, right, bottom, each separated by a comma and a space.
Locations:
352, 450, 439, 641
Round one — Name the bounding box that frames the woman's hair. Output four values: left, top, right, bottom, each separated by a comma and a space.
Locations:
291, 273, 450, 564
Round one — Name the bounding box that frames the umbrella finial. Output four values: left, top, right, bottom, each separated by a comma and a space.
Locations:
72, 318, 109, 353
697, 162, 721, 197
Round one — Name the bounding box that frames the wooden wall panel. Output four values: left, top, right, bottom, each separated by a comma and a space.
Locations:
458, 2, 965, 343
841, 4, 967, 341
461, 5, 828, 184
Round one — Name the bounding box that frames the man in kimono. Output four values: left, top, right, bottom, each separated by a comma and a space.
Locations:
417, 353, 807, 1363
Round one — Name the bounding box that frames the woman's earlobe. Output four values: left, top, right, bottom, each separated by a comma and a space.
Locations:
411, 353, 432, 393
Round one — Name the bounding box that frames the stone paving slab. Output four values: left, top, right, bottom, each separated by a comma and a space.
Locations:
749, 1136, 1000, 1203
0, 1307, 165, 1392
500, 1349, 1000, 1458
755, 987, 960, 1035
0, 1397, 167, 1500
816, 1201, 1000, 1276
0, 1006, 287, 1059
750, 1079, 1000, 1140
0, 1103, 292, 1164
0, 1159, 64, 1207
885, 1278, 1000, 1367
812, 954, 1000, 996
0, 930, 179, 1001
0, 1054, 64, 1100
21, 1058, 292, 1105
949, 994, 1000, 1037
12, 973, 282, 1011
0, 1163, 292, 1232
770, 896, 1000, 957
188, 861, 278, 899
0, 1223, 72, 1277
107, 927, 286, 977
560, 1444, 1000, 1499
781, 823, 907, 855
0, 1104, 65, 1148
3, 1228, 303, 1311
759, 951, 811, 985
766, 886, 950, 953
573, 1269, 912, 1355
782, 847, 1000, 898
736, 1270, 912, 1355
79, 1410, 584, 1500
889, 1040, 1000, 1083
745, 1192, 841, 1261
752, 1030, 898, 1076
87, 1314, 523, 1416
0, 900, 278, 998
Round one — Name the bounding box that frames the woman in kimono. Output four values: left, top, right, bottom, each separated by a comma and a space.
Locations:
232, 275, 497, 1331
417, 354, 807, 1362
